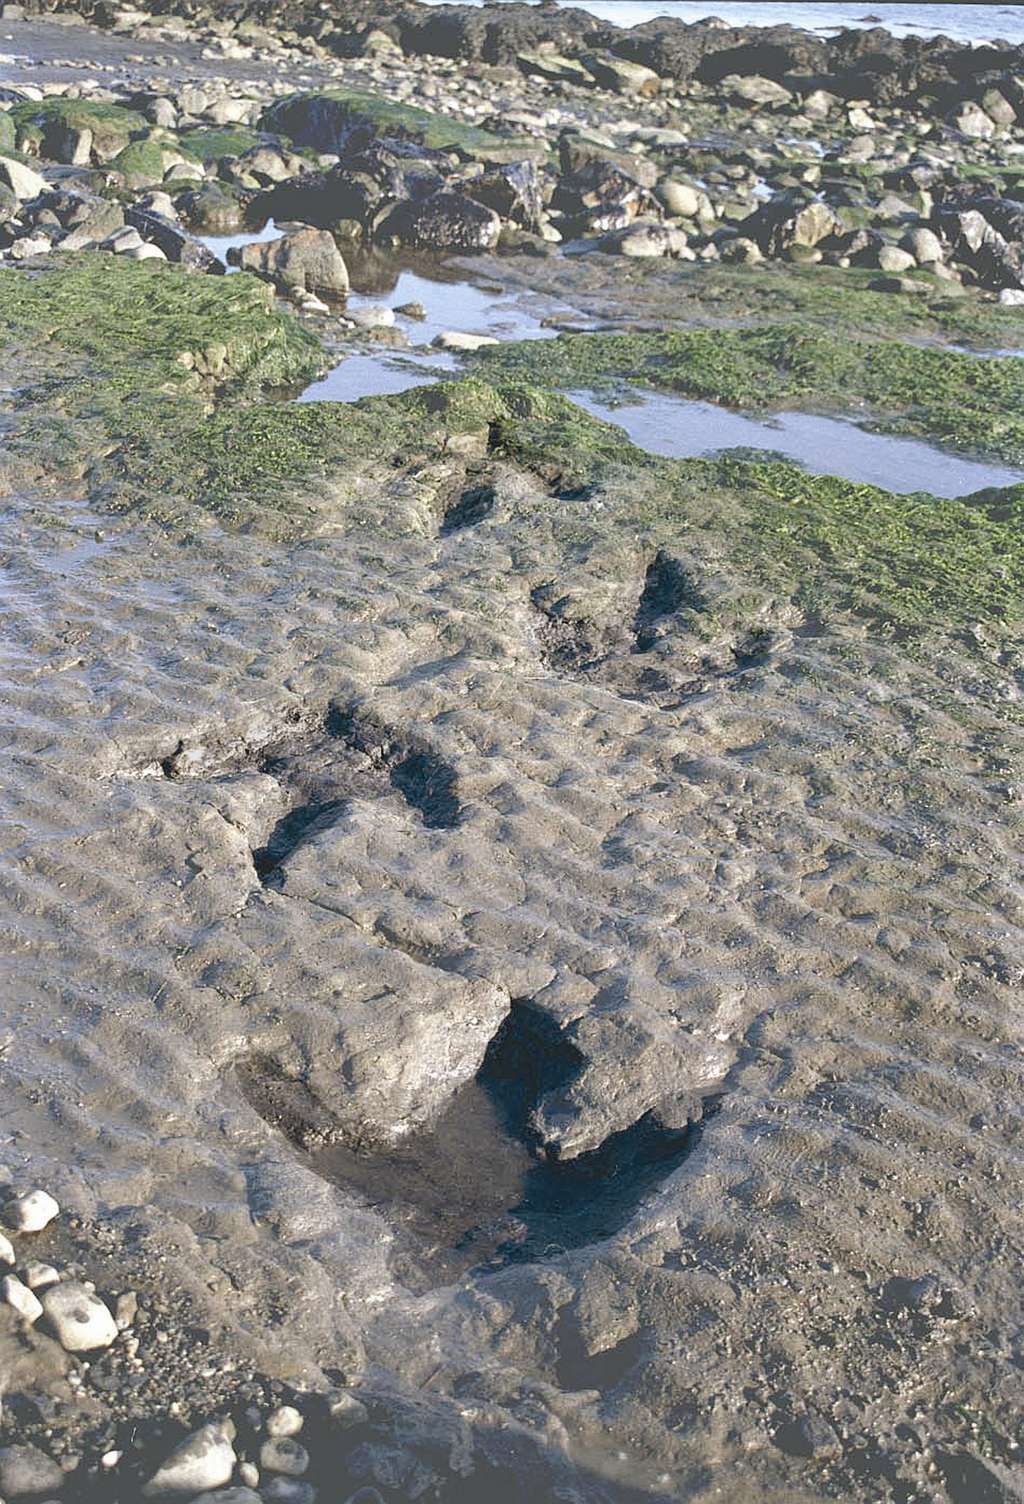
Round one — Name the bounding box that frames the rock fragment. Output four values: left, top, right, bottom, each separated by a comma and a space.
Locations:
3, 1190, 59, 1233
1, 1273, 42, 1324
40, 1281, 117, 1352
266, 1405, 304, 1437
143, 1422, 237, 1497
0, 1442, 64, 1498
261, 1437, 310, 1476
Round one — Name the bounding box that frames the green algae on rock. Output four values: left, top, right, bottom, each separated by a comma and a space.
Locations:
0, 257, 323, 392
10, 97, 149, 161
473, 323, 1024, 465
2, 258, 1022, 631
260, 87, 527, 160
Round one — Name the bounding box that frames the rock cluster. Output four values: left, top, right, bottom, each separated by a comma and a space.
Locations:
2, 1, 1024, 292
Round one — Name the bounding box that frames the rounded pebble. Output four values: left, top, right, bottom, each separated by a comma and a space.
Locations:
143, 1422, 236, 1497
1, 1274, 42, 1324
260, 1437, 309, 1477
265, 1405, 303, 1438
3, 1190, 59, 1234
40, 1282, 118, 1352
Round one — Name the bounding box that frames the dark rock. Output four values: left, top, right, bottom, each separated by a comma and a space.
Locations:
381, 188, 501, 251
176, 183, 249, 234
552, 157, 658, 237
936, 201, 1024, 291
465, 159, 545, 233
558, 132, 659, 190
394, 2, 608, 66
124, 205, 223, 272
737, 191, 837, 255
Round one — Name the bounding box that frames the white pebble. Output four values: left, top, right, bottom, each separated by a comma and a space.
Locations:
41, 1282, 118, 1352
266, 1406, 303, 1438
143, 1422, 236, 1497
2, 1273, 43, 1323
261, 1437, 309, 1477
25, 1262, 60, 1290
0, 1231, 14, 1265
4, 1189, 59, 1233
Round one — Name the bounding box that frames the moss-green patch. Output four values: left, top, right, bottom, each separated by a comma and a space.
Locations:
11, 97, 148, 156
0, 257, 322, 392
586, 261, 1024, 349
485, 394, 1024, 628
474, 323, 1024, 464
3, 259, 1021, 631
178, 126, 266, 163
110, 139, 176, 184
0, 111, 14, 154
260, 87, 508, 159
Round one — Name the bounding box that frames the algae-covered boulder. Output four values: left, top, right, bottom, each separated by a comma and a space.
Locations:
260, 87, 506, 160
176, 182, 248, 234
10, 98, 147, 164
111, 139, 184, 189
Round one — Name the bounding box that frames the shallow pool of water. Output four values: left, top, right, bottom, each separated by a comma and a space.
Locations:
200, 218, 283, 267
299, 349, 458, 402
570, 390, 1024, 498
202, 227, 1023, 497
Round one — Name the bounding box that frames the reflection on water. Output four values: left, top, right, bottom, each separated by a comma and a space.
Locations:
199, 226, 1024, 498
569, 389, 1024, 499
299, 349, 457, 402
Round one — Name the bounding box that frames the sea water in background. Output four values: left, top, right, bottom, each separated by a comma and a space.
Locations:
419, 2, 1024, 47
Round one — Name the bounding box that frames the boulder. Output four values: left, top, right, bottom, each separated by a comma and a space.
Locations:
552, 157, 658, 236
558, 134, 659, 189
386, 190, 501, 252
738, 192, 836, 256
582, 52, 661, 96
177, 183, 248, 234
720, 73, 793, 106
234, 228, 349, 296
877, 244, 916, 273
657, 178, 701, 219
465, 159, 545, 233
937, 201, 1024, 291
0, 155, 50, 201
125, 206, 222, 272
143, 1423, 237, 1498
41, 1282, 117, 1352
950, 101, 996, 139
0, 1443, 64, 1498
598, 220, 691, 258
517, 50, 594, 86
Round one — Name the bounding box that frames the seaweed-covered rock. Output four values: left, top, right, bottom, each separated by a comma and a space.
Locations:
261, 87, 502, 160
